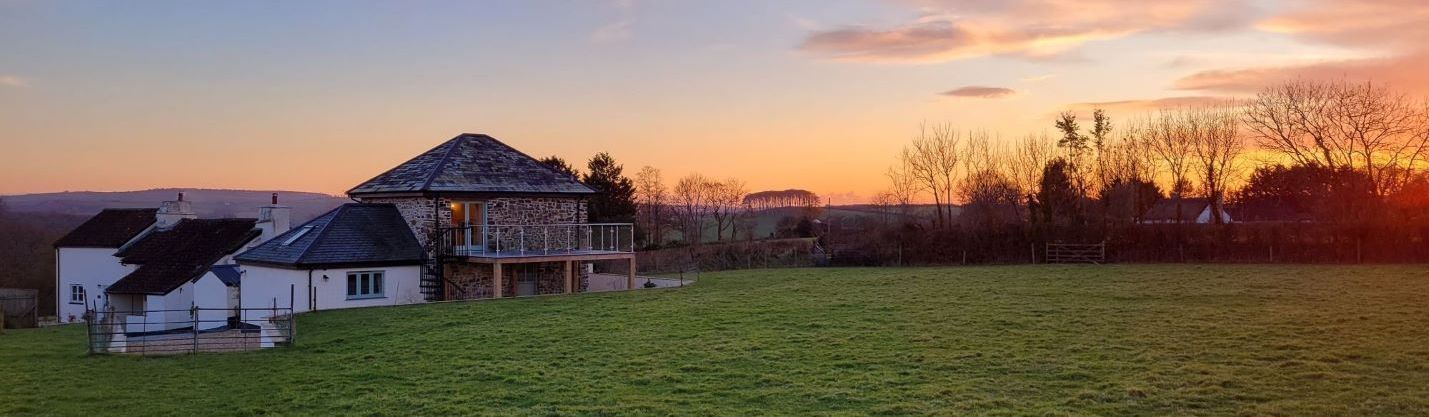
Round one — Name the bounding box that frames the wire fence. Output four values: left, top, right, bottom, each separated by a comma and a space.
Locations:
85, 306, 294, 356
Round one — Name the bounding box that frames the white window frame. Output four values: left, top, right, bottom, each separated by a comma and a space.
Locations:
69, 284, 86, 305
346, 271, 385, 300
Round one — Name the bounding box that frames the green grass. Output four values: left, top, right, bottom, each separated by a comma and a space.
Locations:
4, 265, 1429, 416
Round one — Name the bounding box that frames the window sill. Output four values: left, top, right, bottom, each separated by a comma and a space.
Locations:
68, 302, 85, 305
346, 295, 385, 301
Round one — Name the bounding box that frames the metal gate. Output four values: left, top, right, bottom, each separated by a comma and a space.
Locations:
1045, 242, 1106, 264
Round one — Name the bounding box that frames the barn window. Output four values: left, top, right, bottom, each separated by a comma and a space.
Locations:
69, 284, 86, 304
346, 271, 384, 299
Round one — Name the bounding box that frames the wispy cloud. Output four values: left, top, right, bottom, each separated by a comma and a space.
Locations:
799, 0, 1256, 64
1068, 96, 1236, 113
1175, 53, 1429, 94
590, 0, 637, 44
941, 86, 1014, 98
1176, 0, 1429, 94
1021, 73, 1057, 82
0, 75, 27, 88
590, 19, 634, 44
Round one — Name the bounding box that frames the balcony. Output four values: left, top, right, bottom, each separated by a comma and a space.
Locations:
439, 223, 635, 260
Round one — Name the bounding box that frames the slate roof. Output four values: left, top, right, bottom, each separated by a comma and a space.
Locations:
346, 133, 596, 196
53, 208, 158, 248
107, 219, 260, 295
235, 203, 426, 269
1142, 198, 1212, 222
211, 264, 242, 287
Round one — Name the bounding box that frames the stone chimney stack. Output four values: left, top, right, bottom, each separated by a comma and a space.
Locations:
258, 192, 292, 242
156, 192, 197, 230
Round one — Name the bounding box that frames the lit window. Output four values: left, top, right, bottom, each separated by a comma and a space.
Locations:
346, 271, 384, 299
69, 284, 86, 304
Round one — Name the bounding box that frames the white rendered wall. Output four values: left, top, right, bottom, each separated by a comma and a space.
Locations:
240, 265, 423, 317
192, 272, 231, 330
55, 247, 133, 322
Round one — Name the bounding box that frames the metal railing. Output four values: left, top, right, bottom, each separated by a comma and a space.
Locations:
85, 306, 295, 355
440, 223, 635, 257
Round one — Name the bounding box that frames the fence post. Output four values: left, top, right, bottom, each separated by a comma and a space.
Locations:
191, 304, 199, 355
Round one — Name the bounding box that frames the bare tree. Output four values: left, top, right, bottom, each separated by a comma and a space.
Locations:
902, 123, 961, 228
885, 155, 920, 215
1244, 79, 1429, 197
1189, 107, 1244, 224
672, 173, 712, 245
708, 178, 748, 241
1145, 111, 1196, 222
634, 166, 667, 245
1009, 132, 1055, 200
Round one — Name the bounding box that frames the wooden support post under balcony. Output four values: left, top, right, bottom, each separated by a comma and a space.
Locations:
492, 262, 503, 298
564, 260, 574, 294
627, 257, 636, 290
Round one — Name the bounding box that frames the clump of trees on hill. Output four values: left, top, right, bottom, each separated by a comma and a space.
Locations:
853, 78, 1429, 265
743, 189, 820, 210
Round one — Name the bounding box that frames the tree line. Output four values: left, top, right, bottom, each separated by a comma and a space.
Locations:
540, 154, 821, 249
852, 78, 1429, 265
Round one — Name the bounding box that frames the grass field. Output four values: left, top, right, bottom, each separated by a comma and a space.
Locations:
3, 265, 1429, 416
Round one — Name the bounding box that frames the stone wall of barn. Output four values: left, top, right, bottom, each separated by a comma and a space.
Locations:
357, 196, 588, 259
443, 261, 590, 300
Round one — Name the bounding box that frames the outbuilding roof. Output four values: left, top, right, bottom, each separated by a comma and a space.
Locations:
107, 219, 260, 295
235, 203, 425, 269
346, 133, 595, 197
1142, 198, 1212, 222
53, 208, 158, 248
211, 264, 242, 287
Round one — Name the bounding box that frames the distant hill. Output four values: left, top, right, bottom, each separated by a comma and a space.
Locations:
0, 188, 349, 224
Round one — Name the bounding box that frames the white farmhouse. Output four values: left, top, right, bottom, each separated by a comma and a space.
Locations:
54, 208, 157, 322
52, 193, 291, 332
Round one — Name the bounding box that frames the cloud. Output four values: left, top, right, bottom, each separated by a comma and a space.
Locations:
0, 75, 26, 88
798, 0, 1256, 63
1174, 0, 1429, 94
1020, 73, 1057, 82
590, 0, 637, 44
1175, 53, 1429, 95
941, 86, 1014, 98
1255, 0, 1429, 50
590, 19, 634, 44
1068, 96, 1237, 113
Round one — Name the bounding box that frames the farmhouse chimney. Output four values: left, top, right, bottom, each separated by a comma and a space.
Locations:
155, 192, 196, 230
257, 192, 292, 242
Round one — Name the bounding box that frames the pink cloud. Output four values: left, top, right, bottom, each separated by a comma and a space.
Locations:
799, 0, 1255, 63
1176, 52, 1429, 95
941, 86, 1014, 98
1176, 0, 1429, 95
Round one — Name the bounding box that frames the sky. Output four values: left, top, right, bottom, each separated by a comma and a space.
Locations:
2, 0, 1427, 201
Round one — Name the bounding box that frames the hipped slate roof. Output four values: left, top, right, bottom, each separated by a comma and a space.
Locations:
53, 208, 158, 248
107, 219, 260, 295
346, 133, 596, 196
235, 203, 425, 269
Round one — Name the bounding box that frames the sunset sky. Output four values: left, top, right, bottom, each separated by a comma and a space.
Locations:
3, 0, 1426, 201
